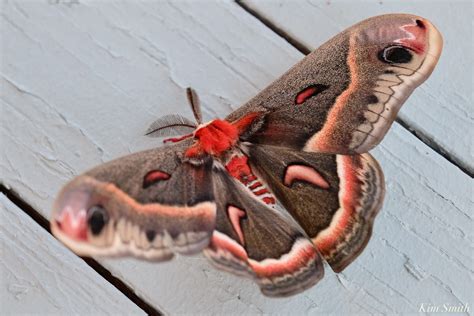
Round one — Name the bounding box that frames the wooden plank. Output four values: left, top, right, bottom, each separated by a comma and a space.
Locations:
1, 1, 472, 314
240, 0, 474, 175
0, 194, 144, 315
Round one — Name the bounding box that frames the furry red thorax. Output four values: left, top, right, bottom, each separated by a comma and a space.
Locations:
185, 113, 260, 157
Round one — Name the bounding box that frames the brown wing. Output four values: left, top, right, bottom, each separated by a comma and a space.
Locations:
203, 162, 324, 297
51, 140, 217, 261
227, 14, 442, 154
243, 143, 384, 272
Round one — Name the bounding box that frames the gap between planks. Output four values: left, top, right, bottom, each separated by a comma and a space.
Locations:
0, 183, 163, 316
235, 0, 473, 178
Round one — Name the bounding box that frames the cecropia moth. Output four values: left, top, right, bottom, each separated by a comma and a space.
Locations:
51, 14, 442, 297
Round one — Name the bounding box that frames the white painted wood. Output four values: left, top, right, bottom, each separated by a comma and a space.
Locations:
0, 194, 145, 315
242, 0, 474, 174
1, 1, 472, 314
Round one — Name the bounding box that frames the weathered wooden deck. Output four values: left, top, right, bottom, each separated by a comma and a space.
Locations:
1, 1, 472, 315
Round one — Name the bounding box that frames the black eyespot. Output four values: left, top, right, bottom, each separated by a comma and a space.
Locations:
87, 205, 108, 236
367, 94, 379, 104
146, 230, 156, 242
378, 45, 412, 64
415, 19, 425, 29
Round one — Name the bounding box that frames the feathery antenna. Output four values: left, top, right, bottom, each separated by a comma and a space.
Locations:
145, 88, 204, 141
186, 87, 202, 125
145, 114, 196, 138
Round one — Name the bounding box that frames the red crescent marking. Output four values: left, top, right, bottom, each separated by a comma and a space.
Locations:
227, 206, 246, 245
296, 86, 318, 104
314, 155, 360, 254
284, 165, 330, 189
143, 170, 171, 188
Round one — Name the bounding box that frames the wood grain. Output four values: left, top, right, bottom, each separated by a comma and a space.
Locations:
0, 194, 144, 315
1, 1, 472, 314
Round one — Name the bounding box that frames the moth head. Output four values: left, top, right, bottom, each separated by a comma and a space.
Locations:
352, 14, 443, 80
